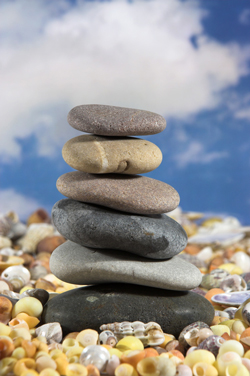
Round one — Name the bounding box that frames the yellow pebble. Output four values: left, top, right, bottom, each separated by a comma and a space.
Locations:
210, 325, 230, 337
115, 363, 138, 376
20, 371, 39, 376
50, 349, 67, 359
16, 313, 40, 329
137, 357, 176, 376
13, 358, 36, 376
193, 362, 218, 376
184, 349, 215, 368
76, 329, 99, 347
116, 337, 144, 352
66, 346, 84, 358
232, 319, 248, 335
0, 357, 17, 376
218, 263, 243, 275
8, 318, 30, 330
62, 337, 80, 352
9, 327, 32, 341
68, 356, 79, 364
109, 348, 123, 359
12, 297, 43, 318
12, 346, 26, 359
54, 356, 69, 375
216, 352, 242, 375
35, 351, 51, 360
0, 322, 12, 335
217, 340, 244, 357
218, 319, 235, 330
66, 363, 88, 376
158, 334, 175, 348
39, 369, 60, 376
36, 356, 57, 372
244, 349, 250, 359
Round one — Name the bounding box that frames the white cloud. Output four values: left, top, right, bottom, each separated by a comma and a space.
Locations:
173, 141, 228, 168
0, 189, 44, 220
0, 0, 249, 161
239, 8, 250, 25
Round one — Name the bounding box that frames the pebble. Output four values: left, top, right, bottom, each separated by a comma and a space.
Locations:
67, 104, 166, 136
50, 240, 202, 290
56, 171, 180, 215
62, 135, 162, 174
41, 283, 214, 337
52, 199, 187, 259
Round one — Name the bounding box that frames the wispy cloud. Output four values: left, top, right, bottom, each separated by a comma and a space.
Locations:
239, 8, 250, 25
0, 0, 249, 161
173, 141, 228, 168
0, 189, 44, 220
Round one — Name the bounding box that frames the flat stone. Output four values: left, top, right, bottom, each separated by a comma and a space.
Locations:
67, 105, 166, 136
50, 240, 202, 290
52, 199, 187, 259
41, 283, 214, 337
56, 172, 180, 215
62, 135, 162, 174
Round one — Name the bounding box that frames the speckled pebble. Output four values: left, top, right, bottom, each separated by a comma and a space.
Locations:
56, 171, 180, 215
67, 104, 166, 136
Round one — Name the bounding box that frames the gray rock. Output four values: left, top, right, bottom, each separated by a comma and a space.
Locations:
50, 240, 202, 290
52, 199, 187, 259
67, 104, 166, 136
41, 283, 214, 337
56, 172, 180, 215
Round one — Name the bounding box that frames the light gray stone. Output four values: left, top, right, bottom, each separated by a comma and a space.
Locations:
50, 240, 202, 291
56, 172, 180, 215
67, 104, 166, 136
52, 199, 187, 259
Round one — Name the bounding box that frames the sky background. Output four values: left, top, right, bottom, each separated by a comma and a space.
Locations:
0, 0, 250, 224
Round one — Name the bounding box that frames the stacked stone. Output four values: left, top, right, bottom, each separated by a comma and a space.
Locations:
44, 105, 214, 336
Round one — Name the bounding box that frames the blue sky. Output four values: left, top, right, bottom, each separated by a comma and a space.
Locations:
0, 0, 250, 224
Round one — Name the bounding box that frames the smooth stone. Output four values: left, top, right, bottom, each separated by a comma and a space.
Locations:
62, 135, 162, 174
56, 172, 180, 215
41, 283, 214, 337
52, 199, 187, 259
50, 240, 202, 290
67, 104, 166, 136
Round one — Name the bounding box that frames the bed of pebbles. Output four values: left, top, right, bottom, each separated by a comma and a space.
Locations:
0, 207, 250, 376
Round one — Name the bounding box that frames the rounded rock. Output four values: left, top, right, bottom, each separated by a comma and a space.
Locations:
62, 135, 162, 174
56, 172, 180, 215
67, 104, 166, 136
52, 199, 187, 259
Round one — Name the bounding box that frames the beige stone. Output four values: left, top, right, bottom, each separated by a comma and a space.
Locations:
62, 135, 162, 174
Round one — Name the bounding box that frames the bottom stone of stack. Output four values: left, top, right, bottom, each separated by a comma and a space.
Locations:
41, 283, 214, 337
50, 240, 202, 290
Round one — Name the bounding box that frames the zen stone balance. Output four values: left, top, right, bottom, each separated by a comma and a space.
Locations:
42, 104, 214, 335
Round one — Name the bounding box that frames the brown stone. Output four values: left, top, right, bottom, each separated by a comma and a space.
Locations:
56, 171, 180, 215
37, 236, 66, 254
27, 209, 50, 226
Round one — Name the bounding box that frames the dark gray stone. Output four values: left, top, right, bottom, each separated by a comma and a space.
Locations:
52, 199, 187, 259
67, 104, 166, 136
41, 283, 214, 338
50, 241, 202, 290
21, 288, 49, 306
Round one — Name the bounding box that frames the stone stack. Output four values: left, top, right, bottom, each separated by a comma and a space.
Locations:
42, 105, 214, 336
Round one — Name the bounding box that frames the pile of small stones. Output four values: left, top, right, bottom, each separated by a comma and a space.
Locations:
1, 206, 250, 375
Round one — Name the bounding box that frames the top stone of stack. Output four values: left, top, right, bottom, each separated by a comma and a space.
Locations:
67, 104, 166, 136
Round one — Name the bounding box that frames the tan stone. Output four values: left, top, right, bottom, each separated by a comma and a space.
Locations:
62, 135, 162, 174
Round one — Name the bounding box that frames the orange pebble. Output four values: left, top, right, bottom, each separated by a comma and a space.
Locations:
143, 348, 159, 358
209, 256, 225, 272
184, 245, 200, 255
221, 332, 231, 341
86, 364, 100, 376
121, 350, 145, 368
0, 296, 12, 324
205, 288, 225, 306
168, 349, 184, 361
0, 336, 15, 359
22, 339, 37, 358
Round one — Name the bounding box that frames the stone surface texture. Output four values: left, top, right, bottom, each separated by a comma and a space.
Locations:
67, 104, 166, 136
52, 199, 187, 259
41, 283, 214, 337
56, 171, 180, 215
49, 240, 202, 290
62, 135, 162, 174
